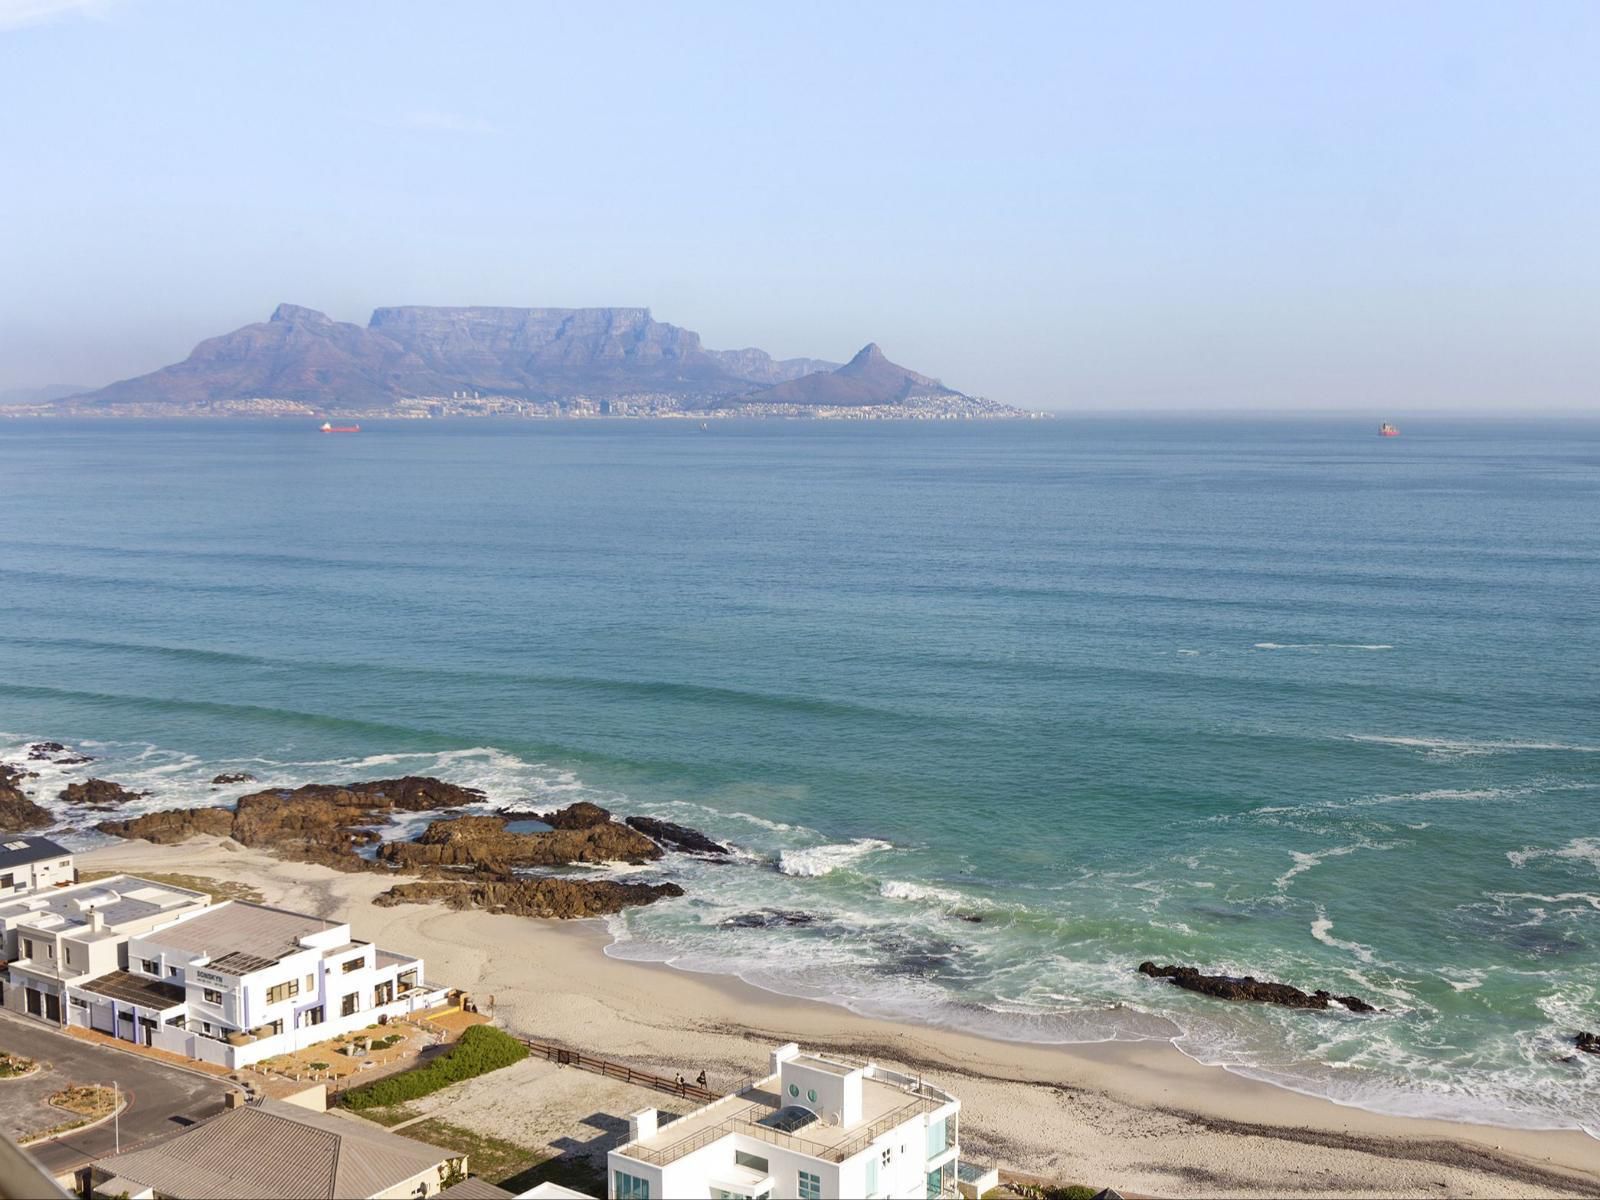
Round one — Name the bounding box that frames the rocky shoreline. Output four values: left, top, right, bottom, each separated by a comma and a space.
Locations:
1137, 961, 1379, 1013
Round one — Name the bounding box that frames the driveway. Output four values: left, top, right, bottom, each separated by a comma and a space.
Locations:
0, 1015, 232, 1176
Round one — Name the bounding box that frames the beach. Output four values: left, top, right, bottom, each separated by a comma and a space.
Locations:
74, 837, 1600, 1198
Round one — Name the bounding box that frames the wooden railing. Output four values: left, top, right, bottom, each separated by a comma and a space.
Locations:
523, 1039, 722, 1104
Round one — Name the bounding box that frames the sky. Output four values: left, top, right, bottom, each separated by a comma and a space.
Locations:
2, 0, 1597, 410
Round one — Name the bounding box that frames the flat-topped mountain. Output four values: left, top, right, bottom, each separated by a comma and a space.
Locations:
58, 304, 887, 413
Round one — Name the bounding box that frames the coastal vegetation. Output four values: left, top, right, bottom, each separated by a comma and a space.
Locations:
77, 869, 263, 905
340, 1025, 528, 1111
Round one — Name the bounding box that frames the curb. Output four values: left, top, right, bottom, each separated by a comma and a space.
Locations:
19, 1094, 130, 1148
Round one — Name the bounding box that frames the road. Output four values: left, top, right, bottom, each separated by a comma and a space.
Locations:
0, 1015, 232, 1176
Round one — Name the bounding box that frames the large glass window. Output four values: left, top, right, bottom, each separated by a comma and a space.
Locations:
865, 1155, 879, 1195
926, 1117, 946, 1158
734, 1151, 769, 1174
927, 1168, 942, 1199
798, 1170, 822, 1200
614, 1171, 650, 1200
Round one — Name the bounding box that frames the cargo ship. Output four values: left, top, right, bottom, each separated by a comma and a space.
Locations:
1379, 422, 1399, 437
319, 422, 360, 433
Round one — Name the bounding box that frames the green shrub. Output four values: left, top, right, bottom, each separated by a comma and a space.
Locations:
341, 1026, 527, 1110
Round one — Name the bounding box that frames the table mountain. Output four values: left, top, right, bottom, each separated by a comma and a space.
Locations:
59, 304, 849, 412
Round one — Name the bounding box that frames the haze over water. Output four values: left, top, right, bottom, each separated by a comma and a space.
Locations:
2, 417, 1597, 1133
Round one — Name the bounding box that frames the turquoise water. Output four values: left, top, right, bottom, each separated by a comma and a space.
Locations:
1, 417, 1596, 1132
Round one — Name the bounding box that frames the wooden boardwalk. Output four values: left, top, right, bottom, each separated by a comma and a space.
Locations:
523, 1039, 722, 1104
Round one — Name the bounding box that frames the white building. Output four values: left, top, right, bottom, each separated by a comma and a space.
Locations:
82, 898, 449, 1068
608, 1043, 962, 1200
0, 874, 211, 1026
0, 835, 75, 897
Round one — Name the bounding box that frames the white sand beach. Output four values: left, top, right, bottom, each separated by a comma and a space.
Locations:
76, 838, 1600, 1198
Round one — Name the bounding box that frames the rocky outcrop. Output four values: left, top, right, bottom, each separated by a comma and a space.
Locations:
1137, 963, 1378, 1013
721, 909, 817, 929
378, 815, 660, 871
1576, 1031, 1600, 1055
211, 772, 256, 785
732, 343, 965, 409
27, 742, 92, 765
0, 764, 52, 832
537, 801, 613, 830
58, 779, 148, 809
98, 776, 485, 870
97, 807, 235, 843
624, 816, 729, 856
374, 876, 684, 920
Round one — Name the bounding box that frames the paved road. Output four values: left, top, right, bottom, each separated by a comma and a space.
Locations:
0, 1015, 231, 1176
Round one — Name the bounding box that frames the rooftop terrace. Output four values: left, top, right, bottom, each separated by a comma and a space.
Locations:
0, 875, 207, 937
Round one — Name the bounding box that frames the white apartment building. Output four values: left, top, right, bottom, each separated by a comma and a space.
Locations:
0, 835, 75, 897
0, 874, 211, 1026
89, 899, 449, 1068
608, 1043, 962, 1200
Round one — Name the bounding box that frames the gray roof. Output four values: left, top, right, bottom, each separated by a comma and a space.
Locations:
0, 836, 69, 870
146, 900, 337, 967
0, 875, 207, 933
93, 1098, 453, 1198
79, 969, 187, 1009
436, 1179, 516, 1199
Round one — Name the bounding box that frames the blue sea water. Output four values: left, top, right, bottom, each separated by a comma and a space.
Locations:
1, 417, 1596, 1132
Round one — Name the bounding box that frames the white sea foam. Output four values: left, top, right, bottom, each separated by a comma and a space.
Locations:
728, 811, 806, 834
879, 879, 966, 906
1275, 843, 1362, 890
777, 838, 893, 877
1310, 913, 1376, 963
1349, 734, 1600, 757
1253, 642, 1393, 651
1507, 838, 1600, 875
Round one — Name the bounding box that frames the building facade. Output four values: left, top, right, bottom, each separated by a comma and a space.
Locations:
95, 899, 449, 1068
0, 836, 75, 898
0, 874, 210, 1026
608, 1043, 961, 1200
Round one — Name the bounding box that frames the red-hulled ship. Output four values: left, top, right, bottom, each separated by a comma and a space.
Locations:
1379, 422, 1399, 437
320, 422, 360, 433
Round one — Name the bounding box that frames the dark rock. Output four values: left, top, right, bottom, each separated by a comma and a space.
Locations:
98, 807, 236, 844
1577, 1031, 1600, 1055
624, 816, 729, 856
378, 814, 661, 871
954, 913, 985, 924
58, 779, 148, 809
1137, 962, 1379, 1013
374, 876, 685, 920
211, 772, 256, 785
721, 909, 818, 929
27, 741, 93, 765
539, 801, 613, 830
0, 764, 52, 832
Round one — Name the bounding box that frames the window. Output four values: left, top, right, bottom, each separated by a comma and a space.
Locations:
798, 1171, 822, 1200
341, 993, 359, 1017
865, 1156, 878, 1195
926, 1117, 946, 1158
305, 974, 314, 990
735, 1151, 769, 1174
807, 1088, 818, 1104
266, 979, 300, 1004
141, 958, 158, 974
0, 873, 11, 889
21, 938, 32, 959
63, 944, 73, 966
302, 1005, 325, 1027
169, 967, 180, 977
341, 957, 363, 973
926, 1168, 945, 1199
614, 1171, 650, 1200
788, 1083, 799, 1098
266, 1019, 284, 1037
203, 988, 222, 1004
70, 996, 87, 1009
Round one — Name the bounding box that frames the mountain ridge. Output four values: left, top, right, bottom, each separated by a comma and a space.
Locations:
58, 304, 967, 413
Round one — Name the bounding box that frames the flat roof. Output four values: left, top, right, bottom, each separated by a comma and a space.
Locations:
0, 836, 70, 870
144, 901, 338, 969
79, 969, 187, 1010
622, 1071, 948, 1166
0, 874, 207, 935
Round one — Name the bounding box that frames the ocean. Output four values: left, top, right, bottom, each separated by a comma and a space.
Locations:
1, 416, 1596, 1134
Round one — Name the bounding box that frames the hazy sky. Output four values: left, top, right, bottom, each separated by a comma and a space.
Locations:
3, 1, 1597, 409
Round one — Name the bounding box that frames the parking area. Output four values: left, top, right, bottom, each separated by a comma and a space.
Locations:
0, 1014, 232, 1175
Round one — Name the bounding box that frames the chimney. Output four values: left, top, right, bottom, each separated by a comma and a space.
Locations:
225, 1091, 246, 1110
88, 911, 104, 933
627, 1108, 657, 1143
770, 1042, 801, 1075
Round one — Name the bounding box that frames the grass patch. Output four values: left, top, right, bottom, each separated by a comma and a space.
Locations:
0, 1051, 38, 1078
398, 1119, 605, 1197
341, 1025, 526, 1111
78, 870, 264, 904
352, 1103, 421, 1127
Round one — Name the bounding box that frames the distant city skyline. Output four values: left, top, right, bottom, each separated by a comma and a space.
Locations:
2, 0, 1597, 410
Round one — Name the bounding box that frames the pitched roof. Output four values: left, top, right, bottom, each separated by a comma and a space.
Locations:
92, 1098, 452, 1199
0, 836, 69, 870
436, 1178, 516, 1199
